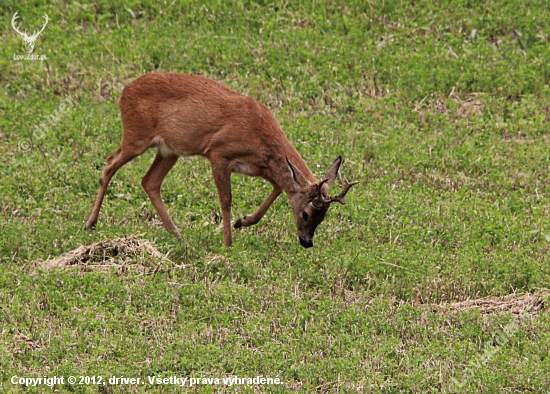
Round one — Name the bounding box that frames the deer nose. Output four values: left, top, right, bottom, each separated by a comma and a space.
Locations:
299, 237, 313, 248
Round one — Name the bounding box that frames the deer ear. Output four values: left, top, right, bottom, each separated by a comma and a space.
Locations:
287, 157, 309, 188
324, 156, 342, 187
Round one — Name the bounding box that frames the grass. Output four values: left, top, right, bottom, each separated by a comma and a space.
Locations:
1, 0, 550, 392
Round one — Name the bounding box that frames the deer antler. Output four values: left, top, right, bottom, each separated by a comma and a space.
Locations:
314, 179, 358, 207
11, 12, 29, 38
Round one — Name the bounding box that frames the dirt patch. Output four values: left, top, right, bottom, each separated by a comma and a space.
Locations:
29, 236, 173, 274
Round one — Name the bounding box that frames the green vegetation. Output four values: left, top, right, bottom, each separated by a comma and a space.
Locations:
1, 0, 550, 392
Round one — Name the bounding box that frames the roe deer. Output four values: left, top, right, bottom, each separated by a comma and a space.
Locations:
85, 73, 357, 248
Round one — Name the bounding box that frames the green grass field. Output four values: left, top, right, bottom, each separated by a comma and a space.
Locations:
2, 0, 550, 392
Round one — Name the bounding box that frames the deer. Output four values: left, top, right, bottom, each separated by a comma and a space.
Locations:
85, 73, 357, 248
11, 12, 49, 54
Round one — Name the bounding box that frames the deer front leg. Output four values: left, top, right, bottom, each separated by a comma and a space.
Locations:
234, 186, 282, 228
211, 163, 233, 247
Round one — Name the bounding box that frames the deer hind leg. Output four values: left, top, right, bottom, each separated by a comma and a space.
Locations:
85, 141, 149, 231
234, 186, 282, 229
141, 151, 180, 237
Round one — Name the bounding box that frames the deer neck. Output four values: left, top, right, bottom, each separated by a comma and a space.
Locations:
266, 143, 316, 198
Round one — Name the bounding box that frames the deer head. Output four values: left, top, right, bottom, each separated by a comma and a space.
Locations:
11, 12, 49, 54
287, 156, 357, 248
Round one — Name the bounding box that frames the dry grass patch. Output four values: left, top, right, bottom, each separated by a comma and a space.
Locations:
436, 289, 550, 317
330, 288, 549, 318
450, 92, 484, 118
11, 331, 44, 354
414, 92, 484, 117
29, 236, 172, 274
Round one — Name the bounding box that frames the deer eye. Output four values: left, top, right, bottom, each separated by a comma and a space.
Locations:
302, 212, 309, 220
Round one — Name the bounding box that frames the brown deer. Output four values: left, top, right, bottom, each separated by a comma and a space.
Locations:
85, 73, 356, 248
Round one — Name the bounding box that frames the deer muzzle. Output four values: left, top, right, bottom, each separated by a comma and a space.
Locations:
299, 237, 313, 248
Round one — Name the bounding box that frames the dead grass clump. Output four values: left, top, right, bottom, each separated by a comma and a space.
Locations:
30, 236, 171, 274
12, 331, 43, 353
440, 289, 549, 317
428, 97, 448, 115
414, 92, 484, 117
450, 92, 483, 117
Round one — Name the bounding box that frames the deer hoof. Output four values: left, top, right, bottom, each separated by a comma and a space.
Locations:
234, 218, 243, 229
